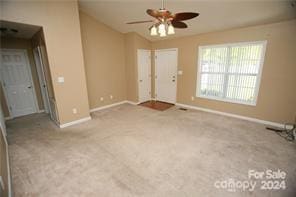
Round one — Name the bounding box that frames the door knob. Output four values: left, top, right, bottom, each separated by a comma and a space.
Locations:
172, 80, 175, 82
139, 80, 143, 82
28, 86, 32, 89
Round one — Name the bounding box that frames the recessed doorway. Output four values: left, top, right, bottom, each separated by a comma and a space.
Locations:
0, 49, 39, 118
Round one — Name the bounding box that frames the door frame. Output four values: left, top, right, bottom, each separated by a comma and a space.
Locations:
137, 49, 152, 103
154, 48, 178, 104
0, 49, 39, 118
33, 46, 51, 114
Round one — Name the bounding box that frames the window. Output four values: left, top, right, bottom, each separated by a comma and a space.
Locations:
197, 41, 266, 105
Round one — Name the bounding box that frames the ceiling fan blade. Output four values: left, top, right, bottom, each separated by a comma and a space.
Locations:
126, 20, 154, 24
147, 9, 161, 18
171, 20, 188, 28
173, 12, 199, 21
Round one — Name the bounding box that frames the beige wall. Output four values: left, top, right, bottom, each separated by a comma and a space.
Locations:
152, 19, 296, 123
79, 11, 151, 106
82, 14, 295, 124
1, 1, 294, 125
79, 11, 126, 109
1, 1, 90, 124
124, 32, 151, 102
0, 37, 44, 117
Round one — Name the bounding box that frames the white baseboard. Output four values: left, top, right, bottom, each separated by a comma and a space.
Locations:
90, 101, 127, 112
90, 100, 142, 114
125, 100, 140, 105
176, 103, 285, 128
4, 116, 12, 121
5, 110, 45, 120
59, 116, 91, 128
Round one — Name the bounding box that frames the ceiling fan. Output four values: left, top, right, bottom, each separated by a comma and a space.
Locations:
126, 0, 199, 37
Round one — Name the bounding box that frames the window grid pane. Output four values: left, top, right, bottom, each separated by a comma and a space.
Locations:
197, 42, 265, 105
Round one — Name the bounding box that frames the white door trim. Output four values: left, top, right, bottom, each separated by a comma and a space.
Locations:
0, 49, 39, 118
33, 47, 51, 114
154, 48, 179, 52
137, 49, 151, 103
154, 48, 178, 104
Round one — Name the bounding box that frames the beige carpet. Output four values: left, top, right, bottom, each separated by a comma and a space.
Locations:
6, 104, 296, 197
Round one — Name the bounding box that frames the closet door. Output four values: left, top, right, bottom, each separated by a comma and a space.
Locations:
137, 49, 151, 103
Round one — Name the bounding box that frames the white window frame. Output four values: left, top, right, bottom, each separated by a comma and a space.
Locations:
196, 41, 267, 106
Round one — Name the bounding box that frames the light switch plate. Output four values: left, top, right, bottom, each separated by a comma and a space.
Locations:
58, 77, 64, 83
72, 108, 77, 114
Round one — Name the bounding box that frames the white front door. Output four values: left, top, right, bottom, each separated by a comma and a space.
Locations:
155, 49, 178, 104
137, 49, 151, 103
0, 49, 38, 118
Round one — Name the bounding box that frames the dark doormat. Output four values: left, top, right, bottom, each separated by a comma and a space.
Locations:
138, 100, 174, 111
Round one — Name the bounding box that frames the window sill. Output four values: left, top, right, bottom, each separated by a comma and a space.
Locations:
196, 94, 257, 106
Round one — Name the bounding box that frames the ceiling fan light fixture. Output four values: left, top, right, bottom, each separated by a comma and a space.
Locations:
159, 30, 166, 37
127, 0, 199, 38
150, 25, 158, 36
167, 24, 175, 35
158, 23, 166, 34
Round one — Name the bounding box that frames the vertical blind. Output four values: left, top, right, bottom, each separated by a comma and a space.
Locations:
197, 41, 266, 105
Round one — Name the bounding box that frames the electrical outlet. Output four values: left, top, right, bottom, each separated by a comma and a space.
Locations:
72, 108, 77, 114
191, 96, 195, 101
57, 77, 64, 83
100, 97, 104, 101
110, 95, 113, 99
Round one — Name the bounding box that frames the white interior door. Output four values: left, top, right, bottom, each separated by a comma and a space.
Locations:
0, 49, 38, 118
33, 47, 51, 114
155, 49, 178, 104
137, 49, 151, 103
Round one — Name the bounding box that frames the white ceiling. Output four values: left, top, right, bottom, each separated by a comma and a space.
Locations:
79, 0, 296, 41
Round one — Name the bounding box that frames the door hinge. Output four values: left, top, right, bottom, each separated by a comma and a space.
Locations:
9, 106, 12, 110
155, 56, 157, 59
